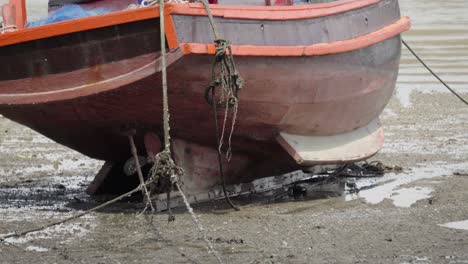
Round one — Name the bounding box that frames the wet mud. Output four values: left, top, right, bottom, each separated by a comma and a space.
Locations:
1, 77, 467, 264
1, 0, 468, 263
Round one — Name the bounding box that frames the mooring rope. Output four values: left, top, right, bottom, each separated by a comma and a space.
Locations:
144, 0, 184, 221
2, 4, 224, 263
175, 183, 224, 264
150, 1, 225, 262
159, 0, 171, 150
127, 134, 155, 212
0, 183, 145, 243
0, 177, 222, 264
210, 87, 240, 211
199, 0, 243, 210
402, 39, 468, 106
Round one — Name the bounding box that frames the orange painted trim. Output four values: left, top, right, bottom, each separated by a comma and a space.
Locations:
177, 0, 367, 12
0, 6, 161, 47
164, 10, 179, 49
0, 0, 386, 47
170, 0, 379, 20
180, 16, 410, 57
0, 4, 182, 49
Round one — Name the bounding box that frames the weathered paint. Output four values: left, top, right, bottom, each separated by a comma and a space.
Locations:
0, 0, 409, 186
173, 0, 400, 46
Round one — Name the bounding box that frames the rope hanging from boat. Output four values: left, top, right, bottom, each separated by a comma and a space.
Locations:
148, 2, 224, 262
402, 39, 468, 106
146, 0, 184, 219
143, 0, 241, 211
199, 0, 243, 211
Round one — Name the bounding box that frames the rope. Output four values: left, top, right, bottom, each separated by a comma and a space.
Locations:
199, 0, 243, 210
0, 183, 145, 243
150, 2, 225, 261
198, 0, 220, 40
0, 177, 222, 264
127, 134, 155, 212
4, 2, 224, 261
402, 39, 468, 106
175, 183, 224, 264
211, 87, 240, 211
159, 0, 171, 150
144, 0, 186, 221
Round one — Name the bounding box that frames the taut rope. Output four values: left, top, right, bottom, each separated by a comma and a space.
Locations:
402, 39, 468, 106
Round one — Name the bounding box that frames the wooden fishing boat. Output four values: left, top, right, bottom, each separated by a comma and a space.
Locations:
0, 0, 409, 193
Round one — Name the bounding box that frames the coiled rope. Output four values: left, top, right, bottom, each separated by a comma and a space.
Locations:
199, 0, 243, 211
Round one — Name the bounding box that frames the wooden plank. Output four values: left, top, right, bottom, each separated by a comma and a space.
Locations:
153, 169, 335, 211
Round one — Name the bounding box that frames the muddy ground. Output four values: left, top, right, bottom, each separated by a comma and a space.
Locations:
1, 0, 468, 263
0, 85, 468, 264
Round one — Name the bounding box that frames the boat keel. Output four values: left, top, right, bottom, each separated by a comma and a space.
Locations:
277, 119, 384, 166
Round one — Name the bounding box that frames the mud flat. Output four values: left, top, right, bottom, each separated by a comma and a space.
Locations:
1, 0, 468, 263
1, 91, 467, 264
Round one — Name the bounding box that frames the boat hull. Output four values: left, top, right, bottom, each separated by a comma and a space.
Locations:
0, 36, 400, 181
0, 0, 408, 190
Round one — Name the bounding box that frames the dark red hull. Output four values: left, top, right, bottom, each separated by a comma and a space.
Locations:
0, 0, 410, 190
0, 36, 400, 157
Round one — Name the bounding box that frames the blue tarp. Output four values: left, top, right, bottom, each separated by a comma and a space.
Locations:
27, 5, 110, 28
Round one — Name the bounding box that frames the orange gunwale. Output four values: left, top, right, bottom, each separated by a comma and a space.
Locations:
0, 0, 382, 48
181, 16, 410, 56
0, 6, 163, 48
0, 16, 410, 105
169, 0, 380, 20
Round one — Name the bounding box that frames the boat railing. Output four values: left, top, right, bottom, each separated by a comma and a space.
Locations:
0, 0, 347, 33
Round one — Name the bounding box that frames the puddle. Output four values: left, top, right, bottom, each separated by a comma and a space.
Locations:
25, 245, 49, 252
439, 220, 468, 231
346, 162, 468, 207
400, 256, 431, 264
390, 187, 432, 208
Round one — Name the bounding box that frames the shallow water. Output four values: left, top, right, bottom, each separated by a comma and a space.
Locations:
346, 162, 468, 207
440, 220, 468, 231
398, 0, 468, 107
